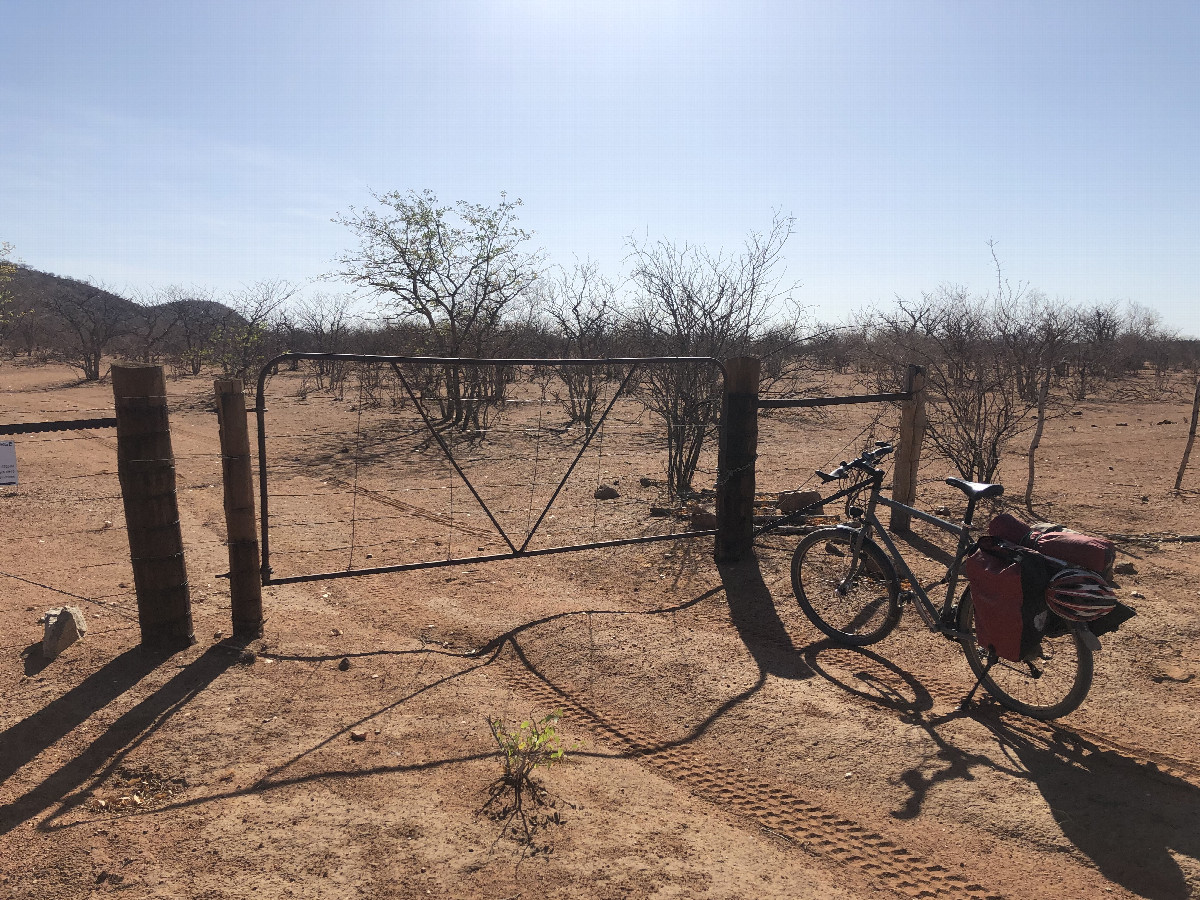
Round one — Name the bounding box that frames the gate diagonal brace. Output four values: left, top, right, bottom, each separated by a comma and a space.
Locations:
517, 364, 639, 553
391, 363, 519, 554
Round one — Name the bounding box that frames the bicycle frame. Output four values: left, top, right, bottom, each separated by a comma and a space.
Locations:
808, 472, 976, 637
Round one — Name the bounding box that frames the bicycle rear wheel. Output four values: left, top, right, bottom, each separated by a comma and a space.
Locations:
958, 590, 1093, 720
790, 528, 901, 646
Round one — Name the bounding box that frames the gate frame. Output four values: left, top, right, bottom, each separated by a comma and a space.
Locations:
254, 353, 733, 586
753, 363, 927, 537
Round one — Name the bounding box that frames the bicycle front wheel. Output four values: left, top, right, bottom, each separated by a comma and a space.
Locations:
790, 528, 901, 646
958, 590, 1093, 720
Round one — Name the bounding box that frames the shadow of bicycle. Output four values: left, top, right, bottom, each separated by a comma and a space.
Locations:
800, 639, 1200, 900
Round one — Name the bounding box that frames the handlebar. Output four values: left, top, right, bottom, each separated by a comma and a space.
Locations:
815, 442, 894, 482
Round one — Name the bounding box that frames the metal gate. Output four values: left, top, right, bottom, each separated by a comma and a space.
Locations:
255, 354, 728, 585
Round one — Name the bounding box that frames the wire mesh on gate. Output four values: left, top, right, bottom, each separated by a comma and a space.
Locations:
254, 354, 729, 585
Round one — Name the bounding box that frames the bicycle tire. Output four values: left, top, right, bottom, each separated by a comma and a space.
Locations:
790, 528, 901, 646
958, 590, 1093, 720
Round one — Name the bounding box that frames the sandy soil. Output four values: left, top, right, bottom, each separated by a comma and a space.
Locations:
2, 360, 1199, 900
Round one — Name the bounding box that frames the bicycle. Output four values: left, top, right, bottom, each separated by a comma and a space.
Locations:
784, 442, 1093, 720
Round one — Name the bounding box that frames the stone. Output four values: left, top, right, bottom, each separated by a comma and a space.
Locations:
639, 476, 657, 488
1114, 562, 1137, 576
350, 729, 367, 742
593, 485, 619, 501
689, 510, 718, 530
337, 657, 351, 671
648, 506, 673, 517
778, 490, 824, 515
42, 606, 86, 659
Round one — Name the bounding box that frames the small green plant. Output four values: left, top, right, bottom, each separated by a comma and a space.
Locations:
484, 710, 572, 841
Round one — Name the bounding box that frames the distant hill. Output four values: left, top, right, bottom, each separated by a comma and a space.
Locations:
3, 266, 247, 378
7, 266, 241, 325
8, 265, 139, 319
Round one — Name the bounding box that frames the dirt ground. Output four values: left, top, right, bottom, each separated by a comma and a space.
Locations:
2, 360, 1199, 900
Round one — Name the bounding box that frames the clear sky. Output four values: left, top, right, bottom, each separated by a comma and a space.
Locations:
3, 1, 1198, 334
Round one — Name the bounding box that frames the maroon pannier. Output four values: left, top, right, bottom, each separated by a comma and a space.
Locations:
1025, 523, 1116, 582
963, 547, 1025, 662
987, 513, 1032, 544
987, 515, 1116, 582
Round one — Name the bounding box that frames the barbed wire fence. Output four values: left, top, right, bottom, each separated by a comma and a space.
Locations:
2, 355, 937, 656
0, 412, 137, 650
0, 368, 249, 652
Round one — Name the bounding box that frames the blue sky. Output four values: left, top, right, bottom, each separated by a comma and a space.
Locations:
3, 1, 1198, 334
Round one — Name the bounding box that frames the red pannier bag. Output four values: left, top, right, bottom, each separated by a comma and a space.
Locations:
987, 513, 1031, 544
963, 546, 1025, 662
1024, 523, 1116, 582
988, 515, 1116, 582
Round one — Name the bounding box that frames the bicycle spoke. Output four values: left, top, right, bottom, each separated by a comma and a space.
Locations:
958, 592, 1092, 720
791, 529, 900, 646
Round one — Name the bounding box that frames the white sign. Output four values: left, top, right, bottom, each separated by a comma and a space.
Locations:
0, 440, 16, 485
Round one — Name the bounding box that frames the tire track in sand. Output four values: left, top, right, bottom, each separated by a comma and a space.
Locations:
502, 659, 1003, 900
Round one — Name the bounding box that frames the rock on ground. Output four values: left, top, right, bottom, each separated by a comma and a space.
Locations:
42, 605, 86, 659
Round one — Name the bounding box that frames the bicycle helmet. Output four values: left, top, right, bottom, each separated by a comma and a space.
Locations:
1045, 568, 1118, 622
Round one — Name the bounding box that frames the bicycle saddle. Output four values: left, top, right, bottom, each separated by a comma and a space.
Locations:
945, 477, 1004, 500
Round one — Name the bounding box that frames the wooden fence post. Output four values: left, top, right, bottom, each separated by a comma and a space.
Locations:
215, 378, 264, 639
889, 364, 927, 533
715, 357, 760, 563
112, 364, 195, 649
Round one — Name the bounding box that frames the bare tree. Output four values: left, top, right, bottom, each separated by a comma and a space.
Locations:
7, 307, 51, 359
43, 278, 135, 381
336, 190, 542, 432
0, 243, 25, 354
627, 212, 796, 496
1118, 301, 1177, 391
291, 292, 357, 391
131, 286, 188, 363
542, 261, 621, 429
996, 296, 1078, 512
1069, 302, 1121, 399
865, 286, 1036, 483
210, 281, 294, 380
164, 288, 224, 376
